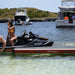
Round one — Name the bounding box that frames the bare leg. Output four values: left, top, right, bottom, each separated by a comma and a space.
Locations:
10, 40, 14, 46
10, 36, 17, 46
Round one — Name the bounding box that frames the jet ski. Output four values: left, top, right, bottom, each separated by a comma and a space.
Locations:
0, 31, 53, 48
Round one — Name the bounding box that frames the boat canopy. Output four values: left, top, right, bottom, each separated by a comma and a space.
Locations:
15, 9, 27, 16
60, 0, 75, 8
15, 12, 27, 16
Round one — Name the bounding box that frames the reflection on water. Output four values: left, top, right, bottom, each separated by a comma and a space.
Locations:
0, 56, 75, 75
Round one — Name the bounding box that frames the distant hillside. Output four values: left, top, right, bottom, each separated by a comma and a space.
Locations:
0, 8, 57, 19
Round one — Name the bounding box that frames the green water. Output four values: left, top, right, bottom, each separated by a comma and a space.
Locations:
0, 56, 75, 75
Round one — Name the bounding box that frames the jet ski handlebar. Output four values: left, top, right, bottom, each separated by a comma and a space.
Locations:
22, 31, 38, 39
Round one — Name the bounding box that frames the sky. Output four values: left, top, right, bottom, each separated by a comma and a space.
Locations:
0, 0, 61, 12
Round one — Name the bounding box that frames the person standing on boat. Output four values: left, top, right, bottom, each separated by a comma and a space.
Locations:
0, 36, 6, 52
7, 21, 17, 46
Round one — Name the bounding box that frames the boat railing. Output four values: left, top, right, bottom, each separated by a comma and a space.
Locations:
56, 20, 65, 24
56, 19, 70, 26
56, 19, 75, 26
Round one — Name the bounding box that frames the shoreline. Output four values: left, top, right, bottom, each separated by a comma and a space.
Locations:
0, 18, 57, 23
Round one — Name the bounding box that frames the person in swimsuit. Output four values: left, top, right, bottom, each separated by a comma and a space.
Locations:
0, 36, 6, 52
7, 21, 17, 46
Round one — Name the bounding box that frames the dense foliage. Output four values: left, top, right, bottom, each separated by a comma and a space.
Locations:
0, 8, 57, 19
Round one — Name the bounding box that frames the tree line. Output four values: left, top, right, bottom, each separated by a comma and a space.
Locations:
0, 8, 57, 19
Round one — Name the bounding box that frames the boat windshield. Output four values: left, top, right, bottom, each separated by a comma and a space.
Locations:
15, 16, 27, 21
62, 1, 75, 6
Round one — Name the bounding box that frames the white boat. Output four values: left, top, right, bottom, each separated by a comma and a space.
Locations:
14, 8, 32, 25
56, 0, 75, 28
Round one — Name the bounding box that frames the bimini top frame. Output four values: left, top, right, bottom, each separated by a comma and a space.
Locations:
59, 0, 75, 9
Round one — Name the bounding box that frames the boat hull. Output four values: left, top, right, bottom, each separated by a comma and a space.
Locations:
0, 47, 75, 54
14, 48, 75, 54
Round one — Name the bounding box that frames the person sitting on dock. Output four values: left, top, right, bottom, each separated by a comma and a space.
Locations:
0, 36, 6, 52
7, 21, 17, 46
